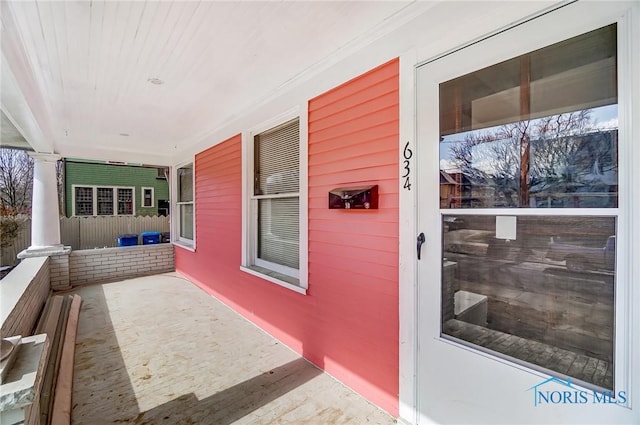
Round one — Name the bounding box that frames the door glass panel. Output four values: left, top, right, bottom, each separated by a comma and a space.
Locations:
439, 24, 618, 391
180, 204, 194, 240
439, 25, 617, 209
442, 215, 615, 390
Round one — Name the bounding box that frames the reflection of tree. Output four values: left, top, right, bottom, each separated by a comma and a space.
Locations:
448, 110, 616, 207
0, 148, 33, 213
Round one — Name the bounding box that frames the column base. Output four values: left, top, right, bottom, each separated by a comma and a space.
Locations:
17, 246, 72, 291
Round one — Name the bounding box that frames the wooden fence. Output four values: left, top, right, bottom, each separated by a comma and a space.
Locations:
1, 215, 170, 266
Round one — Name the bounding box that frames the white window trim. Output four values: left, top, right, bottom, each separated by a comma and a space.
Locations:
172, 160, 196, 251
141, 187, 154, 208
71, 184, 136, 217
241, 105, 308, 294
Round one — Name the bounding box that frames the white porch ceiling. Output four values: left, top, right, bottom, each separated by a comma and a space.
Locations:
1, 0, 429, 164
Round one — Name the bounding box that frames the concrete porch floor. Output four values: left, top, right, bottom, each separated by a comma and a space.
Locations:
70, 273, 396, 425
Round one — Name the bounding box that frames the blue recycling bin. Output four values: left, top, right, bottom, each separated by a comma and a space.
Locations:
117, 234, 138, 246
141, 231, 161, 245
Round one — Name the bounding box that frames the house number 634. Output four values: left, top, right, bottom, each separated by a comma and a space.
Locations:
402, 141, 412, 191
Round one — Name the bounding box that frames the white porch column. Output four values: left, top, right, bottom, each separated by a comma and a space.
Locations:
19, 152, 64, 255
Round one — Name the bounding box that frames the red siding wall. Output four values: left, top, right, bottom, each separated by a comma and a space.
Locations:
175, 58, 399, 415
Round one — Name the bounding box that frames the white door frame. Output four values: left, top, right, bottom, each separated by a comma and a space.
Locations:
398, 1, 640, 424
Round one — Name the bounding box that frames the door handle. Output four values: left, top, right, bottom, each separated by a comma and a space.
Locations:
417, 232, 425, 260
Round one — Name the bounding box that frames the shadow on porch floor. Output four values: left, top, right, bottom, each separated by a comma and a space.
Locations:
70, 273, 396, 425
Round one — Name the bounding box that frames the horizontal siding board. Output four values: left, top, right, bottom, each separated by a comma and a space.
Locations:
309, 243, 398, 268
309, 230, 396, 252
197, 137, 241, 158
307, 59, 399, 412
308, 165, 398, 186
308, 122, 399, 154
196, 153, 242, 170
309, 75, 398, 122
307, 310, 397, 344
198, 153, 240, 171
308, 251, 398, 273
311, 138, 397, 162
309, 88, 398, 132
309, 74, 398, 118
176, 60, 400, 416
309, 218, 398, 238
308, 106, 398, 144
309, 148, 398, 175
308, 59, 399, 111
307, 266, 397, 298
197, 178, 240, 188
196, 190, 239, 199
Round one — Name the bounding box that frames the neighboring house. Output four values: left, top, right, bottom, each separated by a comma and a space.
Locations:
64, 160, 169, 217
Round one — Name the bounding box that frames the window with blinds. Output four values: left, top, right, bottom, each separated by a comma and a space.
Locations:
253, 118, 300, 272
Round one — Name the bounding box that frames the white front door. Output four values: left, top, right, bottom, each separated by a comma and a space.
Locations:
415, 2, 638, 423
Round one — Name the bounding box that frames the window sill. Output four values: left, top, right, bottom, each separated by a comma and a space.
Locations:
172, 240, 195, 252
240, 266, 307, 295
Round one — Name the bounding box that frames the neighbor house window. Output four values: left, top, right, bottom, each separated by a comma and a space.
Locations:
75, 187, 93, 216
250, 118, 300, 282
97, 188, 114, 215
177, 164, 194, 242
72, 185, 135, 216
117, 188, 134, 215
142, 187, 154, 208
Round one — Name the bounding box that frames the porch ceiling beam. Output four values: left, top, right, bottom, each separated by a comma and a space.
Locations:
54, 141, 173, 167
1, 51, 54, 154
1, 1, 56, 154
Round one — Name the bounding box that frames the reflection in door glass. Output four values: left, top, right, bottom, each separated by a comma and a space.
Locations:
441, 215, 615, 390
440, 106, 618, 208
439, 24, 617, 209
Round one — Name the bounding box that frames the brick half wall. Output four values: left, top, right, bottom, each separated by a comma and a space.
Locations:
1, 256, 50, 337
69, 244, 174, 286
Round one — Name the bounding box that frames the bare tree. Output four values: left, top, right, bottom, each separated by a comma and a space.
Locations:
0, 148, 33, 213
447, 109, 615, 207
56, 160, 64, 215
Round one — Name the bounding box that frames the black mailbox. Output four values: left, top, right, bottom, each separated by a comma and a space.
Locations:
328, 185, 378, 209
